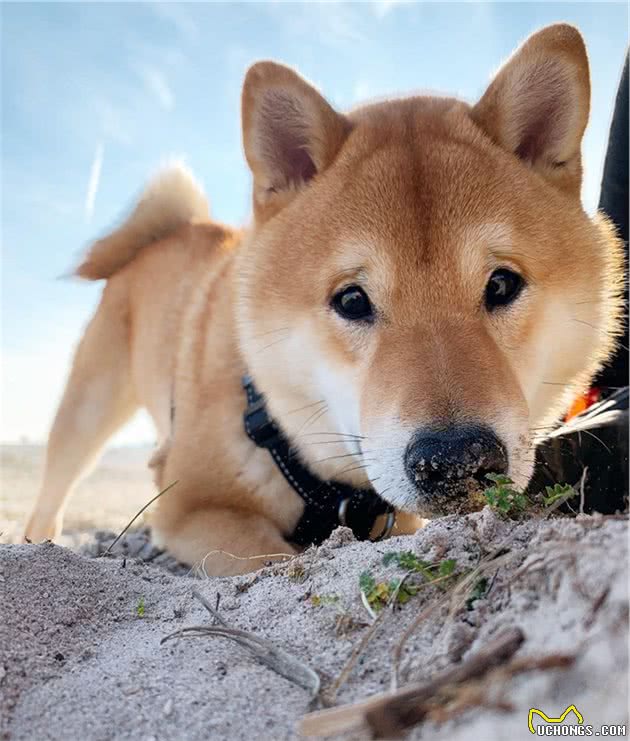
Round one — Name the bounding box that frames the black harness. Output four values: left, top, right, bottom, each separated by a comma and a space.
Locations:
242, 375, 395, 546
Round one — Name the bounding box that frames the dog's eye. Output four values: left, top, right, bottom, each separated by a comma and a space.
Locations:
331, 285, 374, 322
485, 269, 524, 310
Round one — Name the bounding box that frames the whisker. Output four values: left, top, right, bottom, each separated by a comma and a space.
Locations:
250, 327, 290, 341
299, 439, 366, 447
573, 318, 629, 351
298, 431, 366, 440
312, 451, 365, 465
362, 476, 382, 488
295, 404, 330, 438
334, 462, 375, 477
310, 447, 399, 465
286, 399, 327, 416
576, 428, 612, 454
307, 464, 376, 497
254, 336, 290, 354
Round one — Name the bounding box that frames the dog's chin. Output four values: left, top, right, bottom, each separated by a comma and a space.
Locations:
384, 480, 490, 519
417, 487, 489, 518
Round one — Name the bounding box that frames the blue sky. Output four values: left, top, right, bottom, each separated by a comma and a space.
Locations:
2, 1, 628, 444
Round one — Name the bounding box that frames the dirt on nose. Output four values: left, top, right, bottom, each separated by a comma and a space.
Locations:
417, 475, 489, 516
412, 448, 489, 486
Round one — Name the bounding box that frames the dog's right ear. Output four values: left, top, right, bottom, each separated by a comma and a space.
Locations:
471, 24, 590, 198
242, 61, 350, 222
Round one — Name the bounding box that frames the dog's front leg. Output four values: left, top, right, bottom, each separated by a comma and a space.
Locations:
153, 506, 297, 576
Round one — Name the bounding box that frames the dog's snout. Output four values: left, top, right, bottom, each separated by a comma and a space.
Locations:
404, 425, 508, 497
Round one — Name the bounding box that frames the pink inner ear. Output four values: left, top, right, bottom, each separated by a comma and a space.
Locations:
284, 146, 317, 185
511, 62, 573, 165
259, 89, 318, 188
514, 108, 556, 163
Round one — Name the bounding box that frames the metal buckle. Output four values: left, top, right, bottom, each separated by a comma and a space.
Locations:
337, 497, 350, 527
337, 497, 396, 541
373, 510, 396, 541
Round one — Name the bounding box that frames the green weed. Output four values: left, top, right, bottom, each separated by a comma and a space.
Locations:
543, 483, 577, 507
359, 571, 419, 611
136, 596, 145, 618
483, 473, 529, 516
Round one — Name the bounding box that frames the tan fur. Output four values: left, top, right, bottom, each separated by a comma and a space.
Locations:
76, 164, 210, 280
25, 25, 625, 574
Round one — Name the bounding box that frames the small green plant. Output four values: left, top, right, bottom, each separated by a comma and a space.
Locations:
382, 551, 458, 584
382, 550, 430, 572
136, 596, 145, 618
359, 570, 419, 611
483, 473, 529, 516
543, 483, 577, 507
465, 577, 489, 611
310, 594, 340, 608
438, 558, 457, 577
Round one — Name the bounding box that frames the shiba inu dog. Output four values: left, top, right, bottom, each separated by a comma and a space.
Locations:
25, 24, 624, 574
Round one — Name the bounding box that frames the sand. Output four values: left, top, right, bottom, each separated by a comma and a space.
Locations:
0, 444, 155, 546
1, 507, 628, 740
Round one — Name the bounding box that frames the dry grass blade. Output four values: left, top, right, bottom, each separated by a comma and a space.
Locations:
161, 626, 320, 695
578, 466, 588, 514
101, 480, 178, 556
365, 627, 524, 738
300, 627, 524, 738
325, 570, 423, 705
197, 548, 294, 576
161, 590, 320, 697
193, 589, 230, 627
500, 653, 575, 674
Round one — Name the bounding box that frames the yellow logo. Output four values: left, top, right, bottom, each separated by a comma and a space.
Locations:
528, 705, 584, 733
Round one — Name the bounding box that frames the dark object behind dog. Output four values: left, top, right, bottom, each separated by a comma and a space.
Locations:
531, 54, 629, 514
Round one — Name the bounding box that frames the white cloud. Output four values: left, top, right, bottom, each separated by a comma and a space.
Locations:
266, 2, 365, 48
137, 65, 175, 111
372, 0, 409, 19
84, 141, 104, 222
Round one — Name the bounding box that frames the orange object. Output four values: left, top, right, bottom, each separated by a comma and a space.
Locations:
565, 387, 601, 421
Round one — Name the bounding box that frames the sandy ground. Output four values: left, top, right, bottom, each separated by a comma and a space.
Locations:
1, 502, 628, 740
0, 444, 154, 545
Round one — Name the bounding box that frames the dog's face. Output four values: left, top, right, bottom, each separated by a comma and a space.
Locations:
236, 24, 624, 515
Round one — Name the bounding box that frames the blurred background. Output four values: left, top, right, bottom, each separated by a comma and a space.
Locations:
1, 2, 628, 534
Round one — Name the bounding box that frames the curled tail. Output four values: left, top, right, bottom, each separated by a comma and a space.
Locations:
76, 163, 210, 280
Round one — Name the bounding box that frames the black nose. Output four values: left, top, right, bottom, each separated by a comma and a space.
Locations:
404, 425, 508, 497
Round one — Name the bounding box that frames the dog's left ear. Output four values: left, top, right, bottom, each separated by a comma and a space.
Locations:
242, 61, 351, 222
471, 24, 590, 197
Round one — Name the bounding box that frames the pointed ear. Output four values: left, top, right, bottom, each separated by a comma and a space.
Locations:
242, 61, 351, 221
471, 24, 590, 197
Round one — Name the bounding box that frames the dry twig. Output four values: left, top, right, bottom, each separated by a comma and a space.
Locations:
161, 590, 320, 697
300, 627, 525, 738
327, 570, 452, 704
578, 466, 589, 514
101, 480, 178, 556
392, 491, 594, 687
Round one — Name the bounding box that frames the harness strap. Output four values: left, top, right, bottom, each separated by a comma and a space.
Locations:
242, 375, 394, 546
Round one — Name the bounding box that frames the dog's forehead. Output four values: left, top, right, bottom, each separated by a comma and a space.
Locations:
328, 100, 512, 273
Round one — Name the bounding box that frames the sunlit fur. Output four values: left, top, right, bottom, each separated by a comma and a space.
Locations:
25, 25, 624, 573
